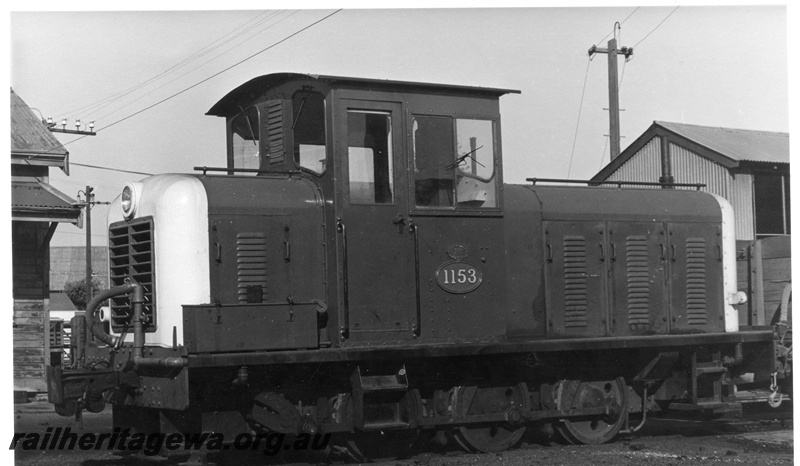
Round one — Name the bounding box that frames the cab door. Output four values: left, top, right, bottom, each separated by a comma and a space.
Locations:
336, 99, 417, 342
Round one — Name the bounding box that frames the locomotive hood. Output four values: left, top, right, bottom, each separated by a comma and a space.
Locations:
528, 185, 722, 223
107, 173, 326, 348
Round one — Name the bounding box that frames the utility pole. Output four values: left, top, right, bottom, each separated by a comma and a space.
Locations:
588, 24, 633, 160
79, 187, 110, 306
84, 186, 94, 305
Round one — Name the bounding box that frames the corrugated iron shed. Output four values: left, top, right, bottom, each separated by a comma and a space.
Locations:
11, 180, 81, 223
656, 121, 789, 164
10, 89, 80, 223
593, 121, 789, 181
10, 88, 69, 171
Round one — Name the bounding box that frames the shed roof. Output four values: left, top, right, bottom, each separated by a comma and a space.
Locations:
656, 121, 789, 164
11, 180, 81, 223
10, 89, 69, 171
592, 121, 789, 181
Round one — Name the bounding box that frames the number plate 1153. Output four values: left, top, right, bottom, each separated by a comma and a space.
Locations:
435, 262, 483, 294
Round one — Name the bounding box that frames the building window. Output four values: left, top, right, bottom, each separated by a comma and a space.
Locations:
754, 171, 790, 237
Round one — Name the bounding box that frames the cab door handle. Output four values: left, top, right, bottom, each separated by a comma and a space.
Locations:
392, 213, 406, 233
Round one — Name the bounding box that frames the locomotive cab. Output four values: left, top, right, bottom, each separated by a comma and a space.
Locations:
206, 73, 522, 346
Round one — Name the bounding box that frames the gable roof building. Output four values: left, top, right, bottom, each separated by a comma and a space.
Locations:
11, 88, 82, 392
592, 121, 790, 240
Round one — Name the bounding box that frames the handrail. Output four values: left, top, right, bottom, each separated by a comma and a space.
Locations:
410, 221, 421, 338
193, 166, 302, 176
337, 218, 350, 341
526, 178, 706, 190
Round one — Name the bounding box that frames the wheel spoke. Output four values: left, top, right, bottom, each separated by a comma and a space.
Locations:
453, 383, 529, 453
556, 377, 627, 445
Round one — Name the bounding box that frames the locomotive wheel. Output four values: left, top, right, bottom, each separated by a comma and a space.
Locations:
453, 383, 529, 453
555, 377, 627, 445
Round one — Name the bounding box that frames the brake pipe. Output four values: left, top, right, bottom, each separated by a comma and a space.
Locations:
621, 385, 649, 434
130, 281, 184, 369
84, 279, 183, 369
84, 282, 136, 347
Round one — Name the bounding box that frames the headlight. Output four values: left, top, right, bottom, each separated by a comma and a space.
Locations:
121, 182, 142, 219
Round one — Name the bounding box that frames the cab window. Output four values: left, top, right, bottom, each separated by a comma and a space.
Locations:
347, 110, 394, 204
293, 91, 326, 174
231, 107, 260, 175
412, 116, 496, 208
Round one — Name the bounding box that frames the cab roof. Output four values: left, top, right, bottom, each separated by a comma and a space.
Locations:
207, 72, 520, 117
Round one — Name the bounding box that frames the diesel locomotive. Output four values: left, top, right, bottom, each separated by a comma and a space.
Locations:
47, 73, 790, 459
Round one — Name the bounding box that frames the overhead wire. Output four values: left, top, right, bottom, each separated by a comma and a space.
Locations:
592, 6, 679, 173
633, 6, 680, 49
58, 10, 285, 121
91, 10, 300, 123
594, 6, 640, 45
31, 9, 342, 177
571, 7, 638, 179
596, 23, 626, 171
98, 9, 342, 134
70, 162, 154, 176
566, 57, 594, 179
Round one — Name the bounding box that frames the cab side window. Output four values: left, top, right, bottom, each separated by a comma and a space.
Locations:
293, 91, 326, 174
412, 116, 454, 207
231, 107, 260, 175
347, 110, 394, 204
412, 116, 497, 209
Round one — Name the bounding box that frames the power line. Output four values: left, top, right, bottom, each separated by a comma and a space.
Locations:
90, 10, 298, 123
53, 178, 121, 191
33, 9, 341, 164
597, 136, 610, 172
567, 57, 594, 179
98, 9, 342, 134
633, 7, 680, 49
58, 10, 286, 121
54, 230, 109, 239
70, 162, 154, 176
595, 7, 639, 45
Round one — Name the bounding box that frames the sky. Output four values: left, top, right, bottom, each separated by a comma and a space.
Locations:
8, 3, 792, 249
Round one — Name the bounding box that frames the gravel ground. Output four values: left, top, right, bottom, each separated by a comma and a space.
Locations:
10, 400, 794, 466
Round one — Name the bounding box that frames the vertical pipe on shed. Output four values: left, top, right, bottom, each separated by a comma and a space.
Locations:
658, 136, 674, 186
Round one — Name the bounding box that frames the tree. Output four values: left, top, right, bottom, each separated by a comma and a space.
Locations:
63, 278, 104, 310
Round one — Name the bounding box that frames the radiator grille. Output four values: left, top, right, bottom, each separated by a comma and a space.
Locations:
108, 218, 156, 332
563, 235, 588, 328
685, 238, 708, 325
626, 236, 650, 326
237, 232, 268, 303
